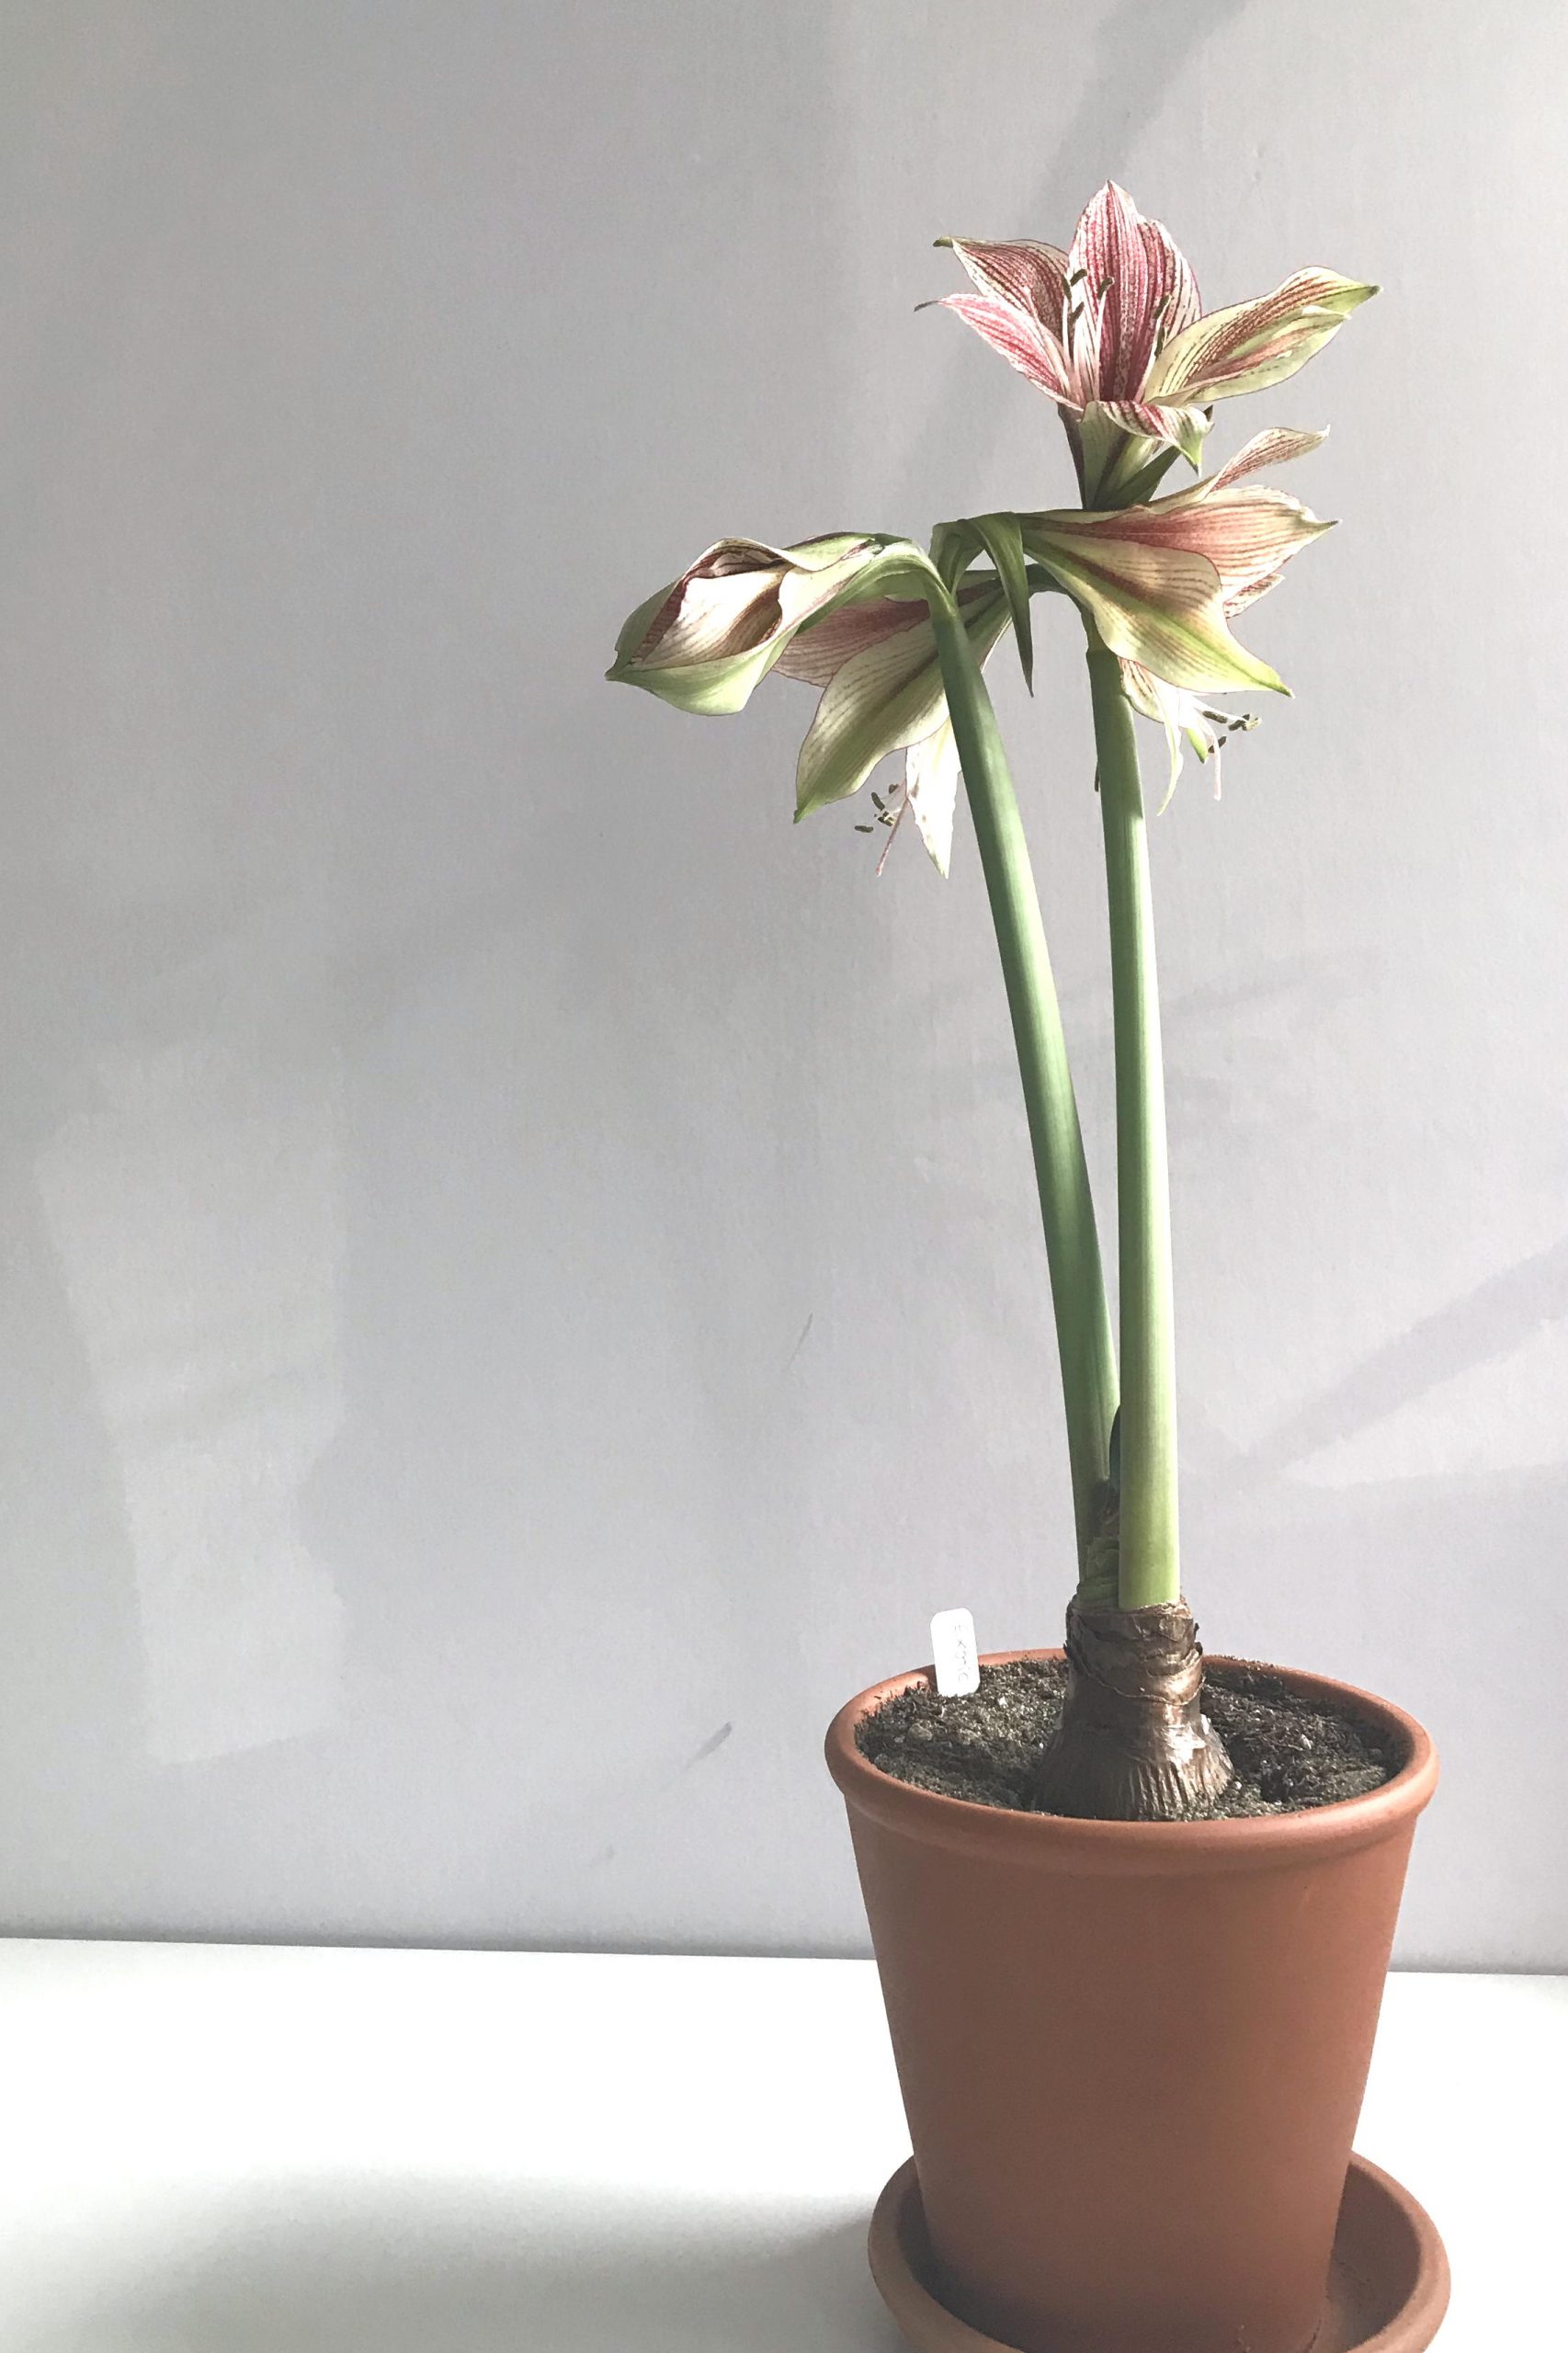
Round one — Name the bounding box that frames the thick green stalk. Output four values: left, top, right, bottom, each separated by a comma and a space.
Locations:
1086, 644, 1179, 1607
928, 600, 1118, 1566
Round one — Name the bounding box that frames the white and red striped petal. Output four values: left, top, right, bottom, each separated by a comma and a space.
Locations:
941, 236, 1070, 328
1204, 426, 1327, 490
1149, 270, 1377, 404
1085, 483, 1332, 608
1065, 183, 1201, 399
777, 577, 998, 688
1091, 396, 1173, 439
937, 291, 1075, 400
1142, 214, 1201, 347
1092, 396, 1211, 466
774, 593, 930, 687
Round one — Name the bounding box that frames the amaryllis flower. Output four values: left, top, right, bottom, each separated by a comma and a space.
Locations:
608, 532, 1009, 871
937, 182, 1373, 494
1111, 427, 1328, 791
1019, 427, 1331, 706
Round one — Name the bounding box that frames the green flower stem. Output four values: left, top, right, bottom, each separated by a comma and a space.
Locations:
1086, 642, 1179, 1608
928, 598, 1118, 1567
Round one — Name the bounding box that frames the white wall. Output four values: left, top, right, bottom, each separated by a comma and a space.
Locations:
0, 0, 1562, 1965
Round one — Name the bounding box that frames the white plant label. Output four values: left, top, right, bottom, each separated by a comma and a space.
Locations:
930, 1608, 980, 1698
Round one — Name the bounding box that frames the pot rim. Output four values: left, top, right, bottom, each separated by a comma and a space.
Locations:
825, 1649, 1437, 1873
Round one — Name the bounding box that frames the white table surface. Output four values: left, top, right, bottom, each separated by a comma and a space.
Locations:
0, 1944, 1557, 2350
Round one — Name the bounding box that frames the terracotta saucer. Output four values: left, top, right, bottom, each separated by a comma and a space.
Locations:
867, 2153, 1449, 2353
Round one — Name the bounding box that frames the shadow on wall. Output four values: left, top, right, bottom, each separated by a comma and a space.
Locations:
61, 2182, 891, 2353
1233, 1229, 1568, 1482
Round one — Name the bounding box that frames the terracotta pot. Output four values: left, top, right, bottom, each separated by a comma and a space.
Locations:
825, 1651, 1439, 2353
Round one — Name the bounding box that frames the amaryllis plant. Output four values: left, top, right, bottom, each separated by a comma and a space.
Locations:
608, 184, 1374, 1819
